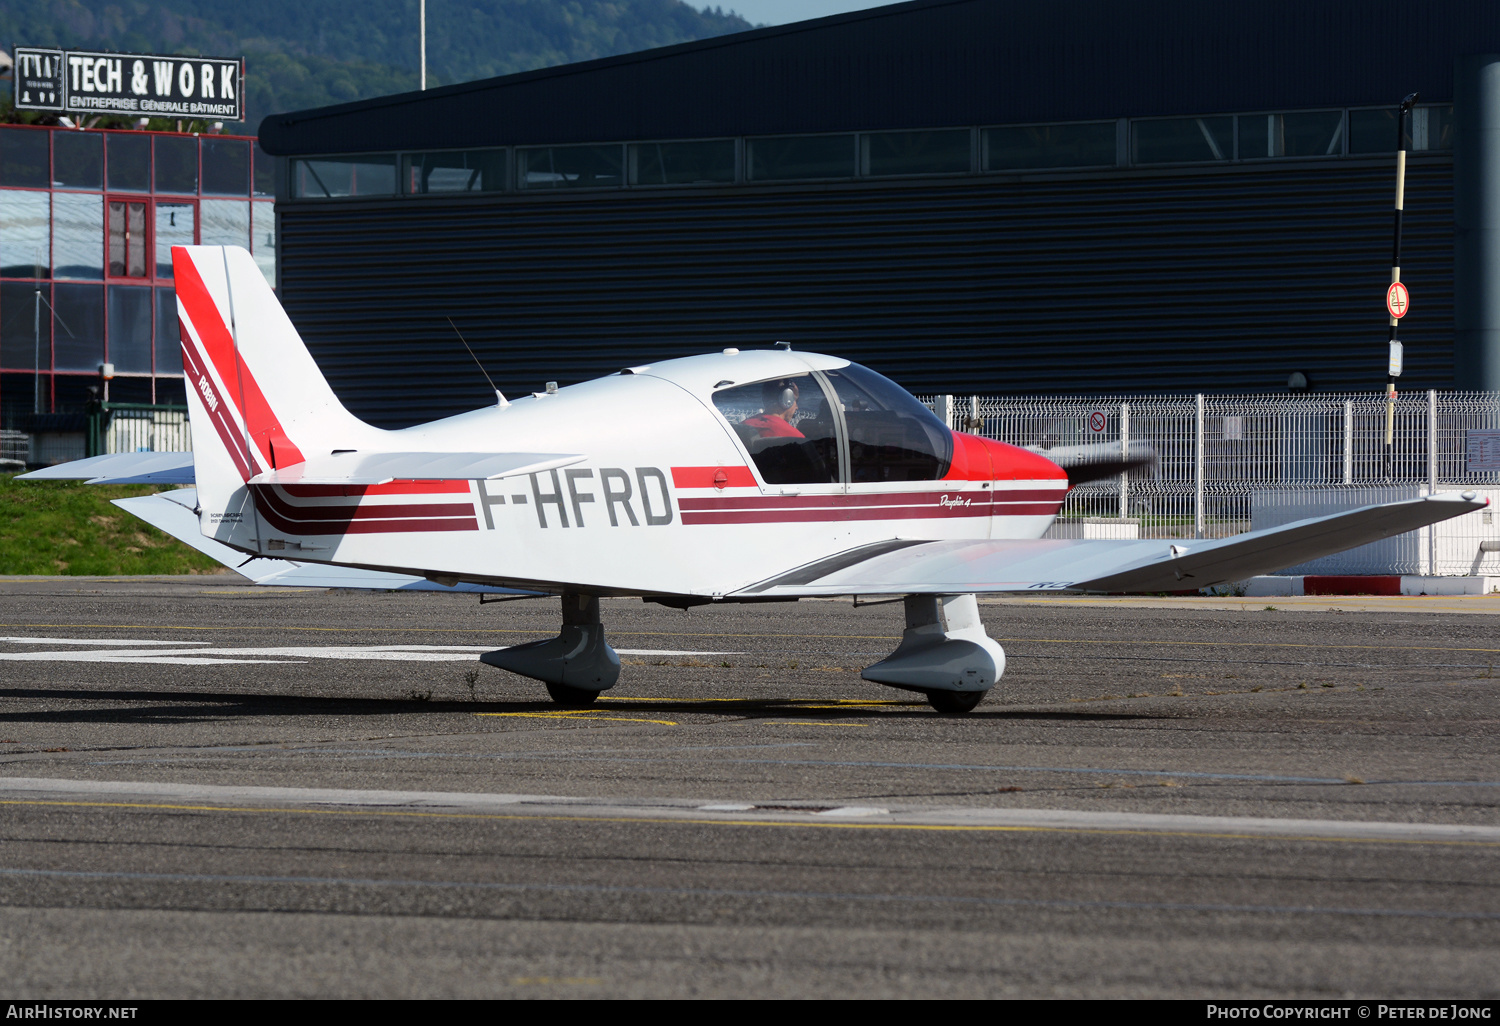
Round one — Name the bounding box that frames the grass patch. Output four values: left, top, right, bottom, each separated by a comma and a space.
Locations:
0, 475, 222, 576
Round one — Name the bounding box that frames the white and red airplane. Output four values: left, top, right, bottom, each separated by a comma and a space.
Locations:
23, 246, 1487, 712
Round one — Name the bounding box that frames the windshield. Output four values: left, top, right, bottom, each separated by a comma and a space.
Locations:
823, 363, 953, 482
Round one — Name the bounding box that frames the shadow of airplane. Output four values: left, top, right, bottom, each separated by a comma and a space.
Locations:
0, 687, 1163, 724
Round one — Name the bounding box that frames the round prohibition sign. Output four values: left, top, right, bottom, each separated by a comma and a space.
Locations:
1088, 411, 1108, 433
1387, 281, 1410, 319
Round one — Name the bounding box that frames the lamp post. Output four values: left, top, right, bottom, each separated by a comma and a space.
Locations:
1384, 92, 1419, 481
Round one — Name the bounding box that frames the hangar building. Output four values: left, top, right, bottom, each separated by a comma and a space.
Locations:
258, 0, 1500, 428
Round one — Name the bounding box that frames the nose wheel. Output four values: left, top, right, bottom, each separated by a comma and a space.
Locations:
862, 594, 1003, 713
924, 689, 985, 714
545, 681, 601, 707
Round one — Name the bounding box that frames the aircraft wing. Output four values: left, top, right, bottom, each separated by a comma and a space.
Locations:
113, 489, 540, 595
249, 452, 585, 486
734, 493, 1488, 596
17, 451, 196, 485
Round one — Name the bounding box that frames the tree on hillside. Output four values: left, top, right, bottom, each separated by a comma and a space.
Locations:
0, 0, 754, 129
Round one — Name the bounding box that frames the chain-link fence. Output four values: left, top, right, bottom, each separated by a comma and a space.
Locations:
919, 391, 1500, 575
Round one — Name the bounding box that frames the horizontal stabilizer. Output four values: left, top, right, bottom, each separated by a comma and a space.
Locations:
18, 452, 195, 485
734, 494, 1488, 596
112, 490, 540, 595
249, 451, 585, 486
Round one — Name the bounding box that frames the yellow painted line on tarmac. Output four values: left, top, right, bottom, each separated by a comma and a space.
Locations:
2, 797, 1495, 847
771, 721, 870, 727
474, 711, 677, 726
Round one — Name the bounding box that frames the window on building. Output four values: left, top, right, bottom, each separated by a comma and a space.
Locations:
862, 130, 971, 177
53, 193, 104, 280
107, 200, 149, 279
155, 287, 181, 375
53, 132, 103, 190
0, 127, 50, 188
153, 202, 194, 279
823, 363, 953, 482
51, 283, 104, 372
253, 143, 275, 198
155, 135, 199, 194
202, 138, 250, 195
154, 376, 186, 406
518, 145, 624, 189
1349, 105, 1455, 154
629, 140, 736, 185
1238, 110, 1344, 159
985, 122, 1116, 171
291, 155, 398, 198
712, 374, 841, 484
0, 281, 45, 371
0, 191, 51, 278
106, 133, 150, 192
404, 149, 507, 194
53, 374, 98, 413
107, 285, 153, 374
200, 199, 249, 249
252, 202, 276, 289
748, 135, 856, 181
1132, 116, 1234, 164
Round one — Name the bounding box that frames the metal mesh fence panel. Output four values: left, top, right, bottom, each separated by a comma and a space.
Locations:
918, 390, 1500, 573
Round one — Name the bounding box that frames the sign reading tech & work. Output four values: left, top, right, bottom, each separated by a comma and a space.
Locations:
13, 47, 243, 121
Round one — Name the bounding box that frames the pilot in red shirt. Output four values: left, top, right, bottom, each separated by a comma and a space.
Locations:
744, 379, 805, 438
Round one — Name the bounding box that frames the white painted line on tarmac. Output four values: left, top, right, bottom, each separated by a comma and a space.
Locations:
0, 637, 739, 666
3, 776, 1497, 844
0, 637, 210, 646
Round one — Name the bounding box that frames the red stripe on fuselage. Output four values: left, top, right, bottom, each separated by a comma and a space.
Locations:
279, 480, 473, 498
671, 466, 759, 489
180, 334, 254, 481
173, 250, 305, 473
252, 488, 477, 536
254, 486, 474, 524
676, 488, 1065, 511
679, 501, 1061, 525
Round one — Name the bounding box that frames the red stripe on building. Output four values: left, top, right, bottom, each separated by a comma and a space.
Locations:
671, 466, 759, 489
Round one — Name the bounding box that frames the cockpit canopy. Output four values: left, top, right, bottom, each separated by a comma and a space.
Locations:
712, 362, 954, 485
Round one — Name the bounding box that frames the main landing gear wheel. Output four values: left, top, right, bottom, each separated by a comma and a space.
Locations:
544, 682, 601, 708
925, 689, 985, 714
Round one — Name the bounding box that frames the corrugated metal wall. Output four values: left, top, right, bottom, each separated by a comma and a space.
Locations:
279, 157, 1454, 429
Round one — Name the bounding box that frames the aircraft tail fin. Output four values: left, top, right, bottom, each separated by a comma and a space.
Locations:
174, 245, 375, 550
174, 245, 370, 483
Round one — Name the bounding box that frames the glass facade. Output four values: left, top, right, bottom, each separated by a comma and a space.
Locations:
0, 124, 274, 419
281, 105, 1455, 206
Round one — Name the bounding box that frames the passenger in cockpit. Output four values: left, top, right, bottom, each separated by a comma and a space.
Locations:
742, 379, 805, 438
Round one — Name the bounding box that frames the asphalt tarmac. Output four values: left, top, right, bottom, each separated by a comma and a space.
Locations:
1, 575, 1498, 999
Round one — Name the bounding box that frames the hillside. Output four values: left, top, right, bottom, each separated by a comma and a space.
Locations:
0, 0, 755, 130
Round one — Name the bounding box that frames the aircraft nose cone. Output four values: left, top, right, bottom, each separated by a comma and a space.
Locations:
974, 434, 1067, 482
